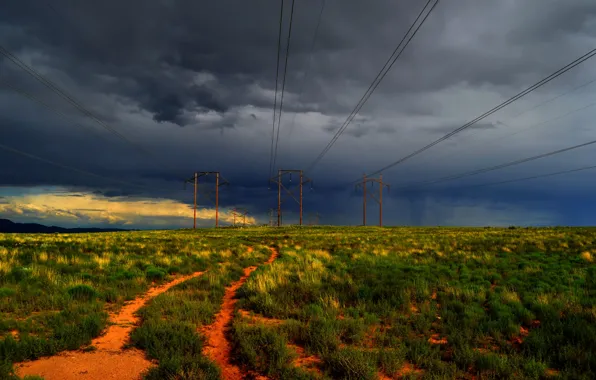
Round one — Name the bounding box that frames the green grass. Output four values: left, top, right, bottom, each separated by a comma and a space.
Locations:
1, 226, 596, 379
0, 229, 267, 379
131, 246, 270, 379
233, 226, 596, 379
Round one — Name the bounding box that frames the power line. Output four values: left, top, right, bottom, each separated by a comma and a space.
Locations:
477, 99, 596, 146
409, 96, 596, 169
269, 0, 285, 178
425, 75, 596, 166
0, 142, 141, 188
0, 81, 108, 142
272, 0, 297, 174
0, 141, 192, 197
363, 46, 596, 180
397, 137, 596, 190
307, 0, 440, 173
463, 164, 596, 190
502, 76, 596, 123
287, 0, 326, 137
0, 44, 150, 156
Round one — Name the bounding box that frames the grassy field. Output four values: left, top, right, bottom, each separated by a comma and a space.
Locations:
0, 227, 595, 379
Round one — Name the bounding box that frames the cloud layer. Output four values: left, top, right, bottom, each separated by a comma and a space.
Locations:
0, 188, 256, 228
1, 0, 596, 227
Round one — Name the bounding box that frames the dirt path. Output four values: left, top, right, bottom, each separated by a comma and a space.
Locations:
201, 248, 278, 380
16, 271, 205, 380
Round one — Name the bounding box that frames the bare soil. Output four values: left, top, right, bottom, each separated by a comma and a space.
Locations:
288, 344, 323, 375
201, 248, 278, 380
428, 333, 448, 345
237, 309, 284, 326
395, 361, 424, 378
16, 271, 205, 380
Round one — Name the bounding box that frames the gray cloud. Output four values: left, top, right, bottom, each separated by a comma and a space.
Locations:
2, 0, 596, 227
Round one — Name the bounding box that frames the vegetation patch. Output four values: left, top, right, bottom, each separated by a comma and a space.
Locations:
2, 227, 595, 379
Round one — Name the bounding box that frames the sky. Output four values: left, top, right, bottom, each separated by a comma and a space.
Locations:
2, 0, 596, 228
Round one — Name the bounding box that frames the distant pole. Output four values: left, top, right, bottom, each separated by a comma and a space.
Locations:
185, 171, 229, 229
299, 170, 303, 226
233, 207, 237, 226
363, 174, 367, 226
379, 174, 383, 227
277, 169, 282, 227
215, 172, 220, 228
270, 169, 311, 227
355, 174, 389, 228
307, 211, 320, 226
193, 172, 198, 229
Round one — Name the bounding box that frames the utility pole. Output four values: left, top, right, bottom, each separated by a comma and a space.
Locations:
187, 172, 197, 229
231, 207, 249, 227
184, 171, 229, 228
241, 209, 248, 226
363, 174, 367, 226
215, 172, 220, 228
277, 170, 281, 227
307, 212, 320, 226
355, 174, 390, 227
268, 209, 275, 227
269, 169, 312, 227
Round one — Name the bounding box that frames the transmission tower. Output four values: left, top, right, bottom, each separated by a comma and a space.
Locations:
355, 174, 390, 227
307, 212, 321, 226
269, 169, 312, 226
268, 208, 275, 227
231, 207, 249, 227
184, 171, 229, 228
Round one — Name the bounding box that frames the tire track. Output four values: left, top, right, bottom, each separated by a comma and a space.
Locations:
201, 247, 278, 380
16, 270, 205, 380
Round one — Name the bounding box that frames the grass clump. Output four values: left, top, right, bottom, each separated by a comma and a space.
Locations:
230, 321, 295, 377
324, 347, 377, 380
67, 284, 98, 301
145, 267, 167, 281
131, 320, 219, 380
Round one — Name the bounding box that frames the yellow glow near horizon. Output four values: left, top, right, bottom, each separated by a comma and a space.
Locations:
0, 191, 256, 227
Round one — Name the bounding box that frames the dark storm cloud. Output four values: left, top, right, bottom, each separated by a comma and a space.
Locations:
424, 122, 498, 135
2, 0, 596, 227
3, 0, 595, 121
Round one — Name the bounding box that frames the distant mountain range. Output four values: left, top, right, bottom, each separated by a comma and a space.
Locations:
0, 219, 130, 233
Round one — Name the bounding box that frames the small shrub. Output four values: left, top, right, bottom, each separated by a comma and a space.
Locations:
102, 289, 119, 303
230, 322, 294, 376
9, 267, 30, 282
83, 345, 97, 352
146, 267, 167, 281
0, 287, 16, 298
67, 285, 98, 301
112, 270, 138, 280
131, 320, 202, 361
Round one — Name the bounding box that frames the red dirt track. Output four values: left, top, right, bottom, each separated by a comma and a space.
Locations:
201, 247, 278, 380
16, 271, 205, 380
